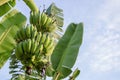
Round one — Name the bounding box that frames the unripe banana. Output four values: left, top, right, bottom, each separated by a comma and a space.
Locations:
44, 17, 53, 28
15, 42, 24, 60
46, 37, 54, 49
35, 11, 40, 25
41, 13, 48, 26
41, 33, 47, 44
20, 27, 26, 40
33, 12, 37, 25
27, 39, 32, 53
34, 44, 43, 60
30, 25, 34, 37
31, 29, 38, 39
18, 42, 24, 54
15, 33, 20, 42
46, 45, 54, 56
26, 26, 31, 38
15, 46, 21, 60
17, 31, 23, 41
36, 32, 42, 43
31, 12, 36, 25
30, 39, 37, 54
30, 11, 34, 24
39, 44, 44, 53
23, 40, 27, 53
44, 34, 50, 48
38, 12, 42, 27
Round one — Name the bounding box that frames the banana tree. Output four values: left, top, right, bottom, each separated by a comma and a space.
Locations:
0, 0, 83, 80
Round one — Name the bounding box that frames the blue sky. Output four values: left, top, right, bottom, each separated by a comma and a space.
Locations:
0, 0, 120, 80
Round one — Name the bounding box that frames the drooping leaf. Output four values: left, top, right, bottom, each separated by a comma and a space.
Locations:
0, 0, 16, 17
0, 9, 26, 68
51, 23, 83, 78
46, 3, 64, 27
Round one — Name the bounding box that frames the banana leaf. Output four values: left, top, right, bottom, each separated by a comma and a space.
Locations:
0, 0, 16, 17
51, 23, 83, 78
0, 9, 26, 68
46, 3, 64, 27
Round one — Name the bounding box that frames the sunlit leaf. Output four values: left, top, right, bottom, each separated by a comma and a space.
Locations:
0, 9, 26, 68
0, 0, 16, 17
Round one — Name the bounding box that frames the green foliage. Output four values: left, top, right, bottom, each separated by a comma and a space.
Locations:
0, 0, 83, 80
51, 23, 83, 79
0, 9, 26, 68
0, 0, 16, 17
46, 3, 64, 27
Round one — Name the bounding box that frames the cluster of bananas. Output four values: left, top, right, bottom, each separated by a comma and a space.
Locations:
30, 11, 56, 32
15, 24, 55, 75
15, 25, 37, 43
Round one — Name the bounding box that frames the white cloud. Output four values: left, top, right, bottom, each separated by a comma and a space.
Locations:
84, 0, 120, 72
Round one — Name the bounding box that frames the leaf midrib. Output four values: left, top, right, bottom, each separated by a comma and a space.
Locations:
56, 25, 77, 71
0, 26, 12, 45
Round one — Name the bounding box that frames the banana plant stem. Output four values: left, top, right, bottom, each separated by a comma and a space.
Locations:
23, 0, 39, 12
53, 72, 60, 80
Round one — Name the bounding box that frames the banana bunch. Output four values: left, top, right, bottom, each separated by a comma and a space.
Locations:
14, 10, 57, 76
30, 11, 57, 32
30, 11, 40, 26
15, 32, 55, 64
38, 33, 55, 56
15, 25, 38, 43
15, 39, 41, 64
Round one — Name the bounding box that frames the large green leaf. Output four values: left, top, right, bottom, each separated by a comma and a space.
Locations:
0, 9, 26, 68
0, 0, 16, 17
51, 23, 83, 78
46, 3, 64, 27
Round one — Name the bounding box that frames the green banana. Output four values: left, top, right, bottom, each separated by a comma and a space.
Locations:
20, 27, 26, 40
34, 44, 43, 59
36, 32, 42, 43
44, 17, 53, 28
46, 37, 54, 49
27, 39, 32, 53
30, 25, 34, 38
41, 33, 47, 44
14, 33, 20, 42
35, 11, 40, 25
31, 28, 38, 39
30, 11, 34, 24
30, 39, 37, 54
31, 11, 36, 25
17, 30, 23, 41
41, 13, 48, 26
39, 44, 43, 53
15, 46, 21, 60
15, 42, 24, 60
26, 26, 31, 38
22, 40, 27, 53
46, 45, 54, 56
44, 34, 50, 48
41, 12, 45, 26
38, 12, 42, 28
